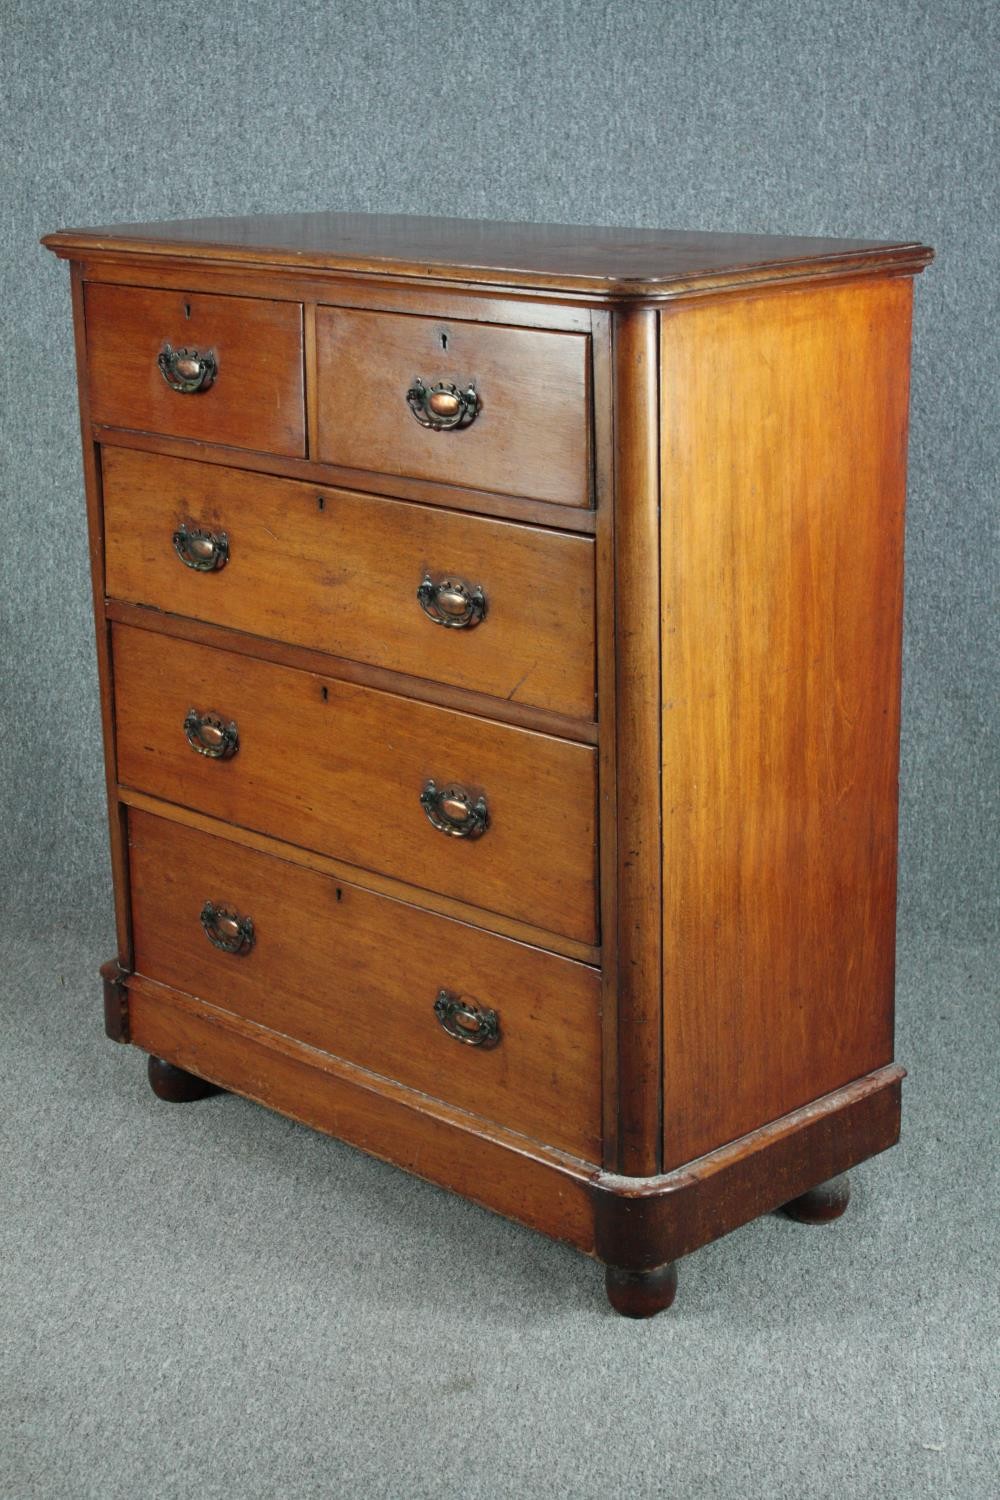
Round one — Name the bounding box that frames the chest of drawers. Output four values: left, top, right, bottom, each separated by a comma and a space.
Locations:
43, 213, 932, 1316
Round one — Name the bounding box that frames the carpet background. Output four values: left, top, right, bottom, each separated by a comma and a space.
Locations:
1, 2, 996, 1496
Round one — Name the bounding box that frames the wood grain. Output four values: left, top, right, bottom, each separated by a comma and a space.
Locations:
102, 445, 596, 720
610, 308, 663, 1176
129, 808, 602, 1160
94, 425, 598, 535
41, 211, 932, 1298
591, 309, 621, 1167
315, 306, 592, 508
659, 277, 914, 1167
595, 1064, 904, 1269
303, 302, 319, 458
125, 962, 902, 1273
69, 265, 133, 963
43, 212, 933, 300
71, 256, 596, 329
112, 624, 599, 944
127, 974, 599, 1251
117, 788, 600, 965
105, 600, 597, 748
84, 282, 305, 456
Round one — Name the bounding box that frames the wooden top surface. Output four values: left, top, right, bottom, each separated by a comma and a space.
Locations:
42, 211, 932, 298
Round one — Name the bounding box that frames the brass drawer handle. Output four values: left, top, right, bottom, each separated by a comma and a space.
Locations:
406, 378, 479, 431
200, 900, 254, 956
184, 708, 239, 760
173, 522, 229, 572
420, 780, 489, 839
417, 575, 486, 629
158, 344, 217, 394
434, 989, 500, 1048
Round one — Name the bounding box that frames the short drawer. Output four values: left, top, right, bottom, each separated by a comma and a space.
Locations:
128, 809, 602, 1161
84, 283, 306, 457
315, 307, 592, 508
102, 446, 596, 721
113, 625, 598, 945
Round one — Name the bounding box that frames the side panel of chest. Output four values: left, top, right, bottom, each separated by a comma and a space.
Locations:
658, 277, 914, 1168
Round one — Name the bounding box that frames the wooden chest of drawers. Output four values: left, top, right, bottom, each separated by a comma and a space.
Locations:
43, 213, 932, 1316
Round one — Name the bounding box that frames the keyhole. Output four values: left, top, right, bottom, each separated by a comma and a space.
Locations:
440, 331, 448, 351
183, 301, 191, 319
316, 494, 325, 511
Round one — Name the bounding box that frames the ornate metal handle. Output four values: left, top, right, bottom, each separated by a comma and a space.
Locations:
173, 523, 229, 572
406, 379, 479, 430
417, 575, 486, 629
433, 989, 500, 1048
420, 780, 489, 839
200, 901, 254, 956
184, 708, 239, 760
158, 344, 217, 393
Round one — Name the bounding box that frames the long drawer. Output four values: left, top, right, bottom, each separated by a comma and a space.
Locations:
102, 446, 596, 721
113, 624, 599, 944
128, 809, 602, 1161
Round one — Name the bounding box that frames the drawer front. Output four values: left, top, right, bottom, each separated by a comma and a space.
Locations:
128, 809, 602, 1161
315, 307, 591, 508
114, 625, 598, 944
103, 447, 596, 721
85, 283, 306, 457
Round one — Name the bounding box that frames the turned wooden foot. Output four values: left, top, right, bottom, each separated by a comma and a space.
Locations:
782, 1172, 851, 1223
604, 1261, 678, 1319
147, 1055, 224, 1103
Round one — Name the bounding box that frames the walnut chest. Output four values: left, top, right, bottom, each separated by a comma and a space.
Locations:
43, 212, 932, 1316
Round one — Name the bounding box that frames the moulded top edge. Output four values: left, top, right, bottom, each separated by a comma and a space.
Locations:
40, 211, 934, 301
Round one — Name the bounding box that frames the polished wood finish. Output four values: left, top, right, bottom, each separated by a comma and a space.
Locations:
102, 446, 596, 719
129, 807, 602, 1159
96, 424, 597, 534
605, 1262, 677, 1319
44, 211, 932, 300
100, 957, 130, 1042
593, 1066, 902, 1270
123, 961, 902, 1265
84, 283, 306, 456
70, 255, 596, 328
660, 277, 914, 1168
106, 597, 597, 748
45, 211, 930, 1316
69, 265, 134, 963
118, 788, 600, 966
610, 308, 663, 1176
591, 309, 621, 1167
112, 624, 598, 944
147, 1054, 224, 1102
782, 1173, 852, 1223
303, 302, 320, 458
315, 307, 591, 507
129, 973, 601, 1247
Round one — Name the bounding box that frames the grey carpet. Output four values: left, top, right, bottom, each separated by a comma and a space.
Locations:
0, 919, 996, 1500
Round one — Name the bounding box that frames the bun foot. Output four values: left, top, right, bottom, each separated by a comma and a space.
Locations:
782, 1172, 851, 1223
147, 1055, 224, 1103
605, 1261, 678, 1319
